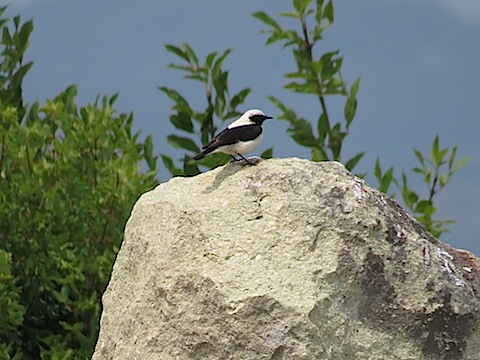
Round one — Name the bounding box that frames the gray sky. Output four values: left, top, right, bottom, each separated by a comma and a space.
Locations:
7, 0, 480, 255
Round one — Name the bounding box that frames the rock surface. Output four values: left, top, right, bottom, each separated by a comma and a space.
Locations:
93, 158, 480, 360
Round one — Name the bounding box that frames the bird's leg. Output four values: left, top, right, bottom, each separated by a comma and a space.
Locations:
230, 155, 240, 162
237, 153, 252, 165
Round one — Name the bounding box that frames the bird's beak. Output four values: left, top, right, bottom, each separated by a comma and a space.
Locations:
266, 116, 273, 119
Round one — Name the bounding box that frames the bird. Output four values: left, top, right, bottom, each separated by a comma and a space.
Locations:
193, 109, 272, 164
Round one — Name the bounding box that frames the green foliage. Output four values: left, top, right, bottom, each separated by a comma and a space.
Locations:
374, 157, 394, 195
253, 0, 364, 170
159, 43, 260, 176
0, 249, 25, 359
374, 136, 469, 238
0, 6, 33, 120
0, 10, 158, 359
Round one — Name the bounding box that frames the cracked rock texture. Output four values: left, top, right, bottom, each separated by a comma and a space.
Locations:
93, 158, 480, 360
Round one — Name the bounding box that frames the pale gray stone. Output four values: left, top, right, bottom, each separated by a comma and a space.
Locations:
93, 158, 480, 360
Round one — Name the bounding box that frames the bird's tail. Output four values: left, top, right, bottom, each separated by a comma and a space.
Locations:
193, 147, 215, 160
193, 152, 205, 160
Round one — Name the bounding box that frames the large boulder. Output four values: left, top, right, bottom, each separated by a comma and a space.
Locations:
93, 158, 480, 360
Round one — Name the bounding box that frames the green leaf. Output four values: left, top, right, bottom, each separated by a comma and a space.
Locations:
205, 51, 218, 69
328, 123, 346, 146
109, 93, 119, 107
212, 49, 233, 75
164, 44, 190, 64
402, 187, 418, 210
18, 19, 33, 49
413, 148, 425, 168
265, 31, 287, 46
344, 77, 360, 127
320, 51, 342, 79
279, 11, 300, 19
230, 88, 251, 110
447, 145, 457, 170
435, 148, 448, 166
13, 15, 20, 29
214, 92, 226, 118
143, 134, 157, 171
324, 0, 334, 23
285, 81, 316, 94
415, 200, 435, 217
161, 154, 183, 176
374, 158, 382, 181
212, 70, 228, 100
380, 166, 394, 194
293, 48, 311, 70
317, 113, 329, 145
166, 135, 200, 153
324, 76, 345, 95
344, 151, 364, 171
285, 71, 311, 80
182, 42, 199, 66
312, 24, 323, 42
261, 147, 273, 159
185, 74, 206, 83
252, 11, 282, 30
451, 156, 469, 173
2, 26, 11, 45
439, 173, 449, 188
158, 87, 191, 113
200, 108, 215, 144
288, 118, 317, 147
167, 63, 194, 72
426, 170, 433, 185
315, 0, 325, 23
430, 135, 439, 164
282, 30, 303, 47
268, 96, 297, 123
183, 154, 200, 176
294, 0, 312, 14
311, 146, 328, 161
373, 157, 396, 194
170, 112, 194, 133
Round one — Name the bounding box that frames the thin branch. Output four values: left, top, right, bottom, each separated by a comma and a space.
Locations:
428, 167, 439, 202
300, 13, 331, 139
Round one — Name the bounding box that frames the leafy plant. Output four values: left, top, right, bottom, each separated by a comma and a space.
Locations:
159, 43, 272, 177
374, 157, 395, 196
0, 6, 33, 120
0, 249, 25, 360
374, 135, 469, 238
252, 0, 470, 237
157, 0, 468, 239
0, 9, 158, 359
253, 0, 363, 170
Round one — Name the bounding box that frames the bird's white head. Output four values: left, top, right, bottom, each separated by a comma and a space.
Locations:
243, 108, 267, 118
228, 109, 273, 128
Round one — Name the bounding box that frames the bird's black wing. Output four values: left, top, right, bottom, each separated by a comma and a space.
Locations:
202, 124, 262, 149
193, 124, 262, 160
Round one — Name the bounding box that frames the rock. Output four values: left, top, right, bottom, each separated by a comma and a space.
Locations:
93, 158, 480, 360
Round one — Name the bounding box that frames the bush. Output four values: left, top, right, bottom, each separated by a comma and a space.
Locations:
0, 9, 158, 358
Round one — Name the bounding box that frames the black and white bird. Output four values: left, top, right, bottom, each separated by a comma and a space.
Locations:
193, 109, 272, 163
